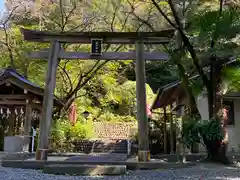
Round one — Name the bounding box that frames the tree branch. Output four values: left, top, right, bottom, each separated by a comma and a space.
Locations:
110, 2, 118, 32
168, 0, 210, 86
1, 6, 19, 68
58, 64, 73, 92
151, 0, 178, 28
127, 0, 156, 31
58, 0, 78, 31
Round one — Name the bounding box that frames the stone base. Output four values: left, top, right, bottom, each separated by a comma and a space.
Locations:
35, 149, 48, 160
1, 152, 34, 161
138, 150, 150, 162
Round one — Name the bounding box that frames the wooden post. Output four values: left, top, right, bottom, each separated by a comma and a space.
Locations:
135, 39, 150, 162
16, 110, 22, 135
180, 106, 186, 162
13, 111, 17, 135
163, 107, 168, 154
175, 104, 186, 163
170, 104, 174, 154
24, 100, 32, 136
36, 41, 60, 160
8, 109, 15, 136
24, 100, 32, 152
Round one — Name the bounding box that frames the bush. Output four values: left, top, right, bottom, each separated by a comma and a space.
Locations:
98, 112, 136, 122
50, 118, 94, 152
182, 116, 224, 150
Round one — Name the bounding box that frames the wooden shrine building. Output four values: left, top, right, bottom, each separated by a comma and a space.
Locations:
0, 67, 62, 152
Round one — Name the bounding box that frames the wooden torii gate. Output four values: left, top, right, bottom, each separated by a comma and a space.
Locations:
20, 29, 174, 162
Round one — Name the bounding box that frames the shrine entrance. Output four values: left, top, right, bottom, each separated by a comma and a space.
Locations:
21, 29, 174, 162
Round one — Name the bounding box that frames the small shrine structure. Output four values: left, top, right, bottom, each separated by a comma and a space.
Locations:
0, 67, 62, 152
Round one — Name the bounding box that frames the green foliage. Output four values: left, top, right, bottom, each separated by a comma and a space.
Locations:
104, 81, 155, 115
182, 116, 202, 148
200, 119, 224, 142
97, 112, 135, 122
189, 77, 204, 97
222, 65, 240, 92
50, 118, 94, 152
0, 3, 157, 124
189, 7, 240, 57
182, 116, 224, 149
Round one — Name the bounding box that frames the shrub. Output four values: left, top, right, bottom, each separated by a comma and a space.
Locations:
98, 112, 135, 122
50, 117, 94, 152
182, 116, 224, 150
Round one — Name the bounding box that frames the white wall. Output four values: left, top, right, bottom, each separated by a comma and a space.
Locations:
227, 99, 240, 152
196, 94, 209, 120
195, 95, 240, 152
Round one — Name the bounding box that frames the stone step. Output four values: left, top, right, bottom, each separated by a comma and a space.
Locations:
93, 149, 127, 153
74, 139, 128, 153
42, 164, 127, 176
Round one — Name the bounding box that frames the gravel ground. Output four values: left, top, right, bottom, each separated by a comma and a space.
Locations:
0, 163, 240, 180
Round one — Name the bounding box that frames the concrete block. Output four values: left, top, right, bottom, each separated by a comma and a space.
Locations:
43, 164, 127, 176
1, 160, 46, 169
4, 136, 30, 153
1, 152, 35, 161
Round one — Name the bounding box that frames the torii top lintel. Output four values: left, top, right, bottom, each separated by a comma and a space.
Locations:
20, 28, 175, 44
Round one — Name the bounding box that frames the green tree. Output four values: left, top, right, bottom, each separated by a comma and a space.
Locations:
149, 0, 240, 163
1, 0, 160, 123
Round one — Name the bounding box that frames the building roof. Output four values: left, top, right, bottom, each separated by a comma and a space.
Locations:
0, 68, 39, 88
223, 92, 240, 99
0, 67, 63, 107
151, 75, 199, 109
151, 57, 239, 110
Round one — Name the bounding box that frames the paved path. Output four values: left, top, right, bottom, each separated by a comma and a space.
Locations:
0, 163, 240, 180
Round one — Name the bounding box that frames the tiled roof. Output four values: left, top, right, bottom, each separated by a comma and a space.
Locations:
0, 67, 63, 106
2, 67, 40, 88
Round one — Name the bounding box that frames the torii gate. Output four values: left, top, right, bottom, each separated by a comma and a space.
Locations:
20, 29, 174, 162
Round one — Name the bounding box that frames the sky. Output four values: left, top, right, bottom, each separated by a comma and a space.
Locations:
0, 0, 5, 12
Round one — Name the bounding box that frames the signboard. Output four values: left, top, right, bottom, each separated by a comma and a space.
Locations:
91, 38, 102, 56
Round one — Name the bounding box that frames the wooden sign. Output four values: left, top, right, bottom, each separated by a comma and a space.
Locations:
91, 38, 102, 56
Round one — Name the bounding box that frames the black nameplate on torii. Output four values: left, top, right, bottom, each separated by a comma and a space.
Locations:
91, 38, 103, 56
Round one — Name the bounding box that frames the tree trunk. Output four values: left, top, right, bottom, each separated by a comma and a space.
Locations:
203, 136, 230, 164
205, 57, 230, 164
152, 0, 229, 164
